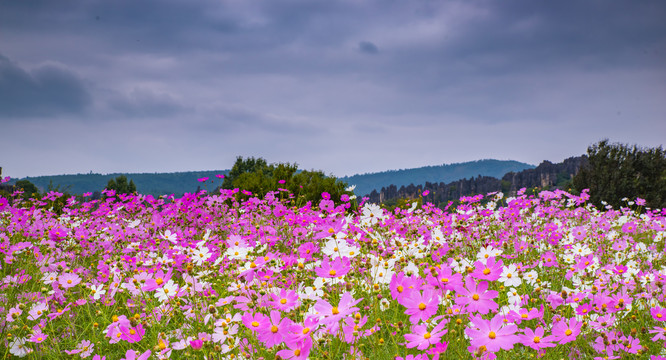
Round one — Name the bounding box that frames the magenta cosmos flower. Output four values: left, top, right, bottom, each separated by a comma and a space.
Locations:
471, 257, 503, 281
242, 312, 271, 333
315, 256, 351, 278
398, 287, 440, 323
454, 276, 498, 315
518, 326, 557, 350
257, 310, 293, 348
465, 314, 519, 352
551, 317, 582, 344
268, 288, 300, 311
403, 319, 448, 350
314, 292, 362, 334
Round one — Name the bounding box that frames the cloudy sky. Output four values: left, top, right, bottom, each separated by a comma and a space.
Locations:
1, 0, 665, 179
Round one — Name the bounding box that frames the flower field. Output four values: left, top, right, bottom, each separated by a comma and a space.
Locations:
2, 186, 666, 359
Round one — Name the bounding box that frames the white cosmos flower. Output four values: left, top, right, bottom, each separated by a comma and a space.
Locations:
9, 337, 31, 357
499, 264, 522, 287
155, 280, 179, 303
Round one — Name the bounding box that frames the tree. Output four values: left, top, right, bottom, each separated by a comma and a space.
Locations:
222, 157, 273, 189
15, 179, 39, 199
573, 140, 666, 209
106, 175, 137, 195
217, 156, 353, 206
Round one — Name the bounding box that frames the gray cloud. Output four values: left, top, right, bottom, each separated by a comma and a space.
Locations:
0, 0, 664, 179
358, 41, 379, 55
0, 54, 91, 118
106, 87, 189, 118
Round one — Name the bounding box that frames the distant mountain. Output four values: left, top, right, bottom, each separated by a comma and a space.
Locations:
367, 156, 586, 206
8, 170, 229, 196
340, 159, 535, 197
6, 159, 534, 198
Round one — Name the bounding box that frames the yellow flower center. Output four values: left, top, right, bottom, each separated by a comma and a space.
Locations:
280, 299, 287, 305
418, 303, 426, 310
329, 270, 337, 276
130, 329, 136, 335
295, 349, 301, 356
424, 332, 431, 339
507, 273, 512, 278
397, 285, 404, 293
156, 278, 163, 285
565, 329, 572, 336
332, 307, 339, 315
472, 294, 480, 301
533, 336, 540, 343
302, 327, 310, 334
271, 325, 278, 333
488, 331, 496, 339
441, 277, 449, 283
251, 321, 259, 327
483, 268, 491, 275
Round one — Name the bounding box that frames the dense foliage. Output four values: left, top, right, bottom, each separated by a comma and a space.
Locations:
573, 140, 666, 210
219, 156, 354, 206
106, 175, 137, 195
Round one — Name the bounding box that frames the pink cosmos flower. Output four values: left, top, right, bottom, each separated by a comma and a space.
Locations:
471, 257, 503, 281
541, 251, 558, 267
59, 273, 82, 289
257, 310, 293, 348
314, 292, 362, 334
120, 349, 151, 360
119, 323, 145, 343
190, 339, 204, 349
64, 340, 94, 357
268, 288, 300, 311
426, 265, 463, 291
651, 307, 666, 321
242, 312, 271, 333
454, 276, 498, 315
6, 305, 21, 322
404, 319, 448, 350
621, 221, 637, 233
619, 335, 641, 354
551, 317, 582, 344
465, 314, 519, 352
276, 336, 313, 360
518, 326, 557, 350
398, 287, 440, 323
286, 316, 320, 343
390, 272, 420, 300
507, 305, 543, 325
315, 256, 351, 278
28, 331, 48, 343
395, 355, 429, 360
649, 326, 666, 341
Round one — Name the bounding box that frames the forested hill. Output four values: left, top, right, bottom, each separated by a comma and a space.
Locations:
8, 170, 230, 197
367, 156, 586, 207
340, 159, 535, 198
7, 159, 534, 198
